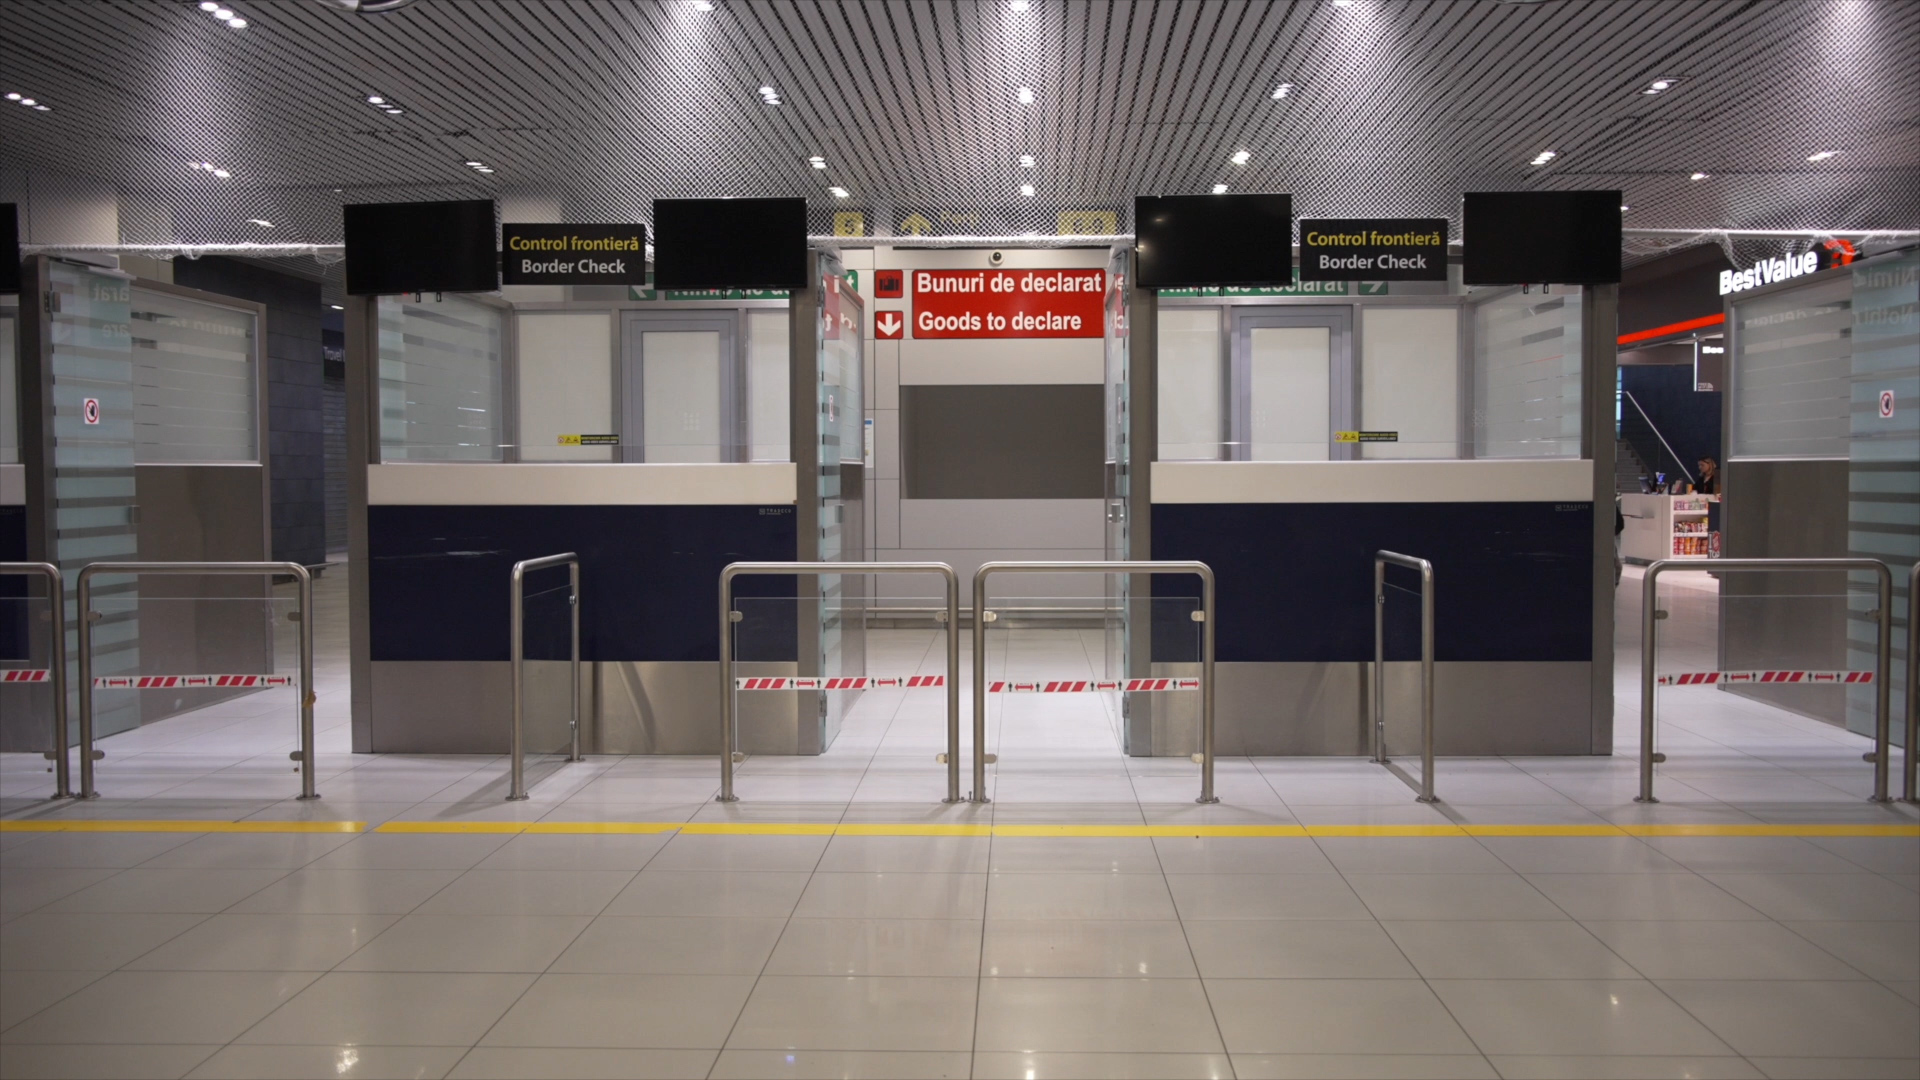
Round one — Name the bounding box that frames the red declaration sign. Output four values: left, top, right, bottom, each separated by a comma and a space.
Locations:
911, 269, 1105, 339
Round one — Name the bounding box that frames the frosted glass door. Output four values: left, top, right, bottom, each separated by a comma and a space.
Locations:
1249, 327, 1331, 460
621, 313, 737, 463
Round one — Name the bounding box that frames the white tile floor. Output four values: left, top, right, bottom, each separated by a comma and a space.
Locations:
0, 563, 1915, 1079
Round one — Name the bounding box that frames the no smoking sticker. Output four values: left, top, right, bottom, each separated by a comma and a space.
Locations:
82, 398, 101, 425
1880, 390, 1895, 419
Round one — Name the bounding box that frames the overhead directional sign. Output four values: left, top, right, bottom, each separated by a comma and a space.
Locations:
1298, 219, 1448, 281
502, 223, 647, 285
875, 311, 904, 339
911, 268, 1104, 339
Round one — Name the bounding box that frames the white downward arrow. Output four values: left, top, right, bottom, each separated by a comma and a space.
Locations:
877, 312, 902, 336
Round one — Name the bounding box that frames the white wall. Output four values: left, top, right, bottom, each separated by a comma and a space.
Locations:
1360, 306, 1460, 458
516, 311, 615, 461
856, 245, 1111, 600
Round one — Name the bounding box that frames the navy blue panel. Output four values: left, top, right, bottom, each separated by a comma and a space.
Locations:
0, 506, 27, 661
1151, 502, 1592, 663
369, 505, 797, 662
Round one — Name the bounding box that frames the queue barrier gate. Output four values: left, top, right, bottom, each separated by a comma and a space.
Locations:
75, 561, 317, 801
509, 553, 583, 801
973, 560, 1218, 805
1636, 557, 1901, 805
0, 562, 71, 799
719, 562, 962, 803
1372, 551, 1436, 803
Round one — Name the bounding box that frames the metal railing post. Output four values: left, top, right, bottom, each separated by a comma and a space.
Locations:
972, 561, 1218, 804
293, 564, 317, 800
73, 562, 319, 801
1373, 552, 1437, 803
719, 562, 960, 803
509, 553, 580, 801
1638, 557, 1895, 805
1, 563, 70, 799
1907, 561, 1918, 804
972, 567, 989, 804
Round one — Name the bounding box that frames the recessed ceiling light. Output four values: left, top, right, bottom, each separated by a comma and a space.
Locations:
465, 161, 483, 167
229, 18, 246, 28
199, 1, 219, 9
1018, 154, 1036, 168
829, 186, 850, 198
3, 93, 17, 101
34, 105, 49, 111
1017, 86, 1035, 104
1807, 150, 1839, 162
19, 99, 35, 107
1530, 149, 1557, 166
1010, 0, 1031, 10
1642, 77, 1681, 95
1020, 184, 1035, 197
1213, 183, 1229, 194
693, 0, 715, 9
809, 156, 826, 169
367, 96, 384, 104
1690, 171, 1709, 181
212, 168, 231, 178
1272, 82, 1295, 99
213, 7, 234, 19
246, 219, 273, 227
330, 304, 344, 310
1332, 0, 1353, 6
1230, 149, 1251, 166
1619, 205, 1630, 212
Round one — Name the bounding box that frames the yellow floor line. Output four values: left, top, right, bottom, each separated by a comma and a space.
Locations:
7, 819, 1917, 838
0, 819, 364, 834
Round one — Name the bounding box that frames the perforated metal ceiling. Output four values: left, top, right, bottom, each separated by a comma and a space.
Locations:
4, 0, 1917, 270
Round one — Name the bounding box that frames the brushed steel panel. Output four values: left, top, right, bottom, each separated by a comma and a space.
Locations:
1721, 457, 1850, 724
1147, 661, 1598, 756
369, 660, 807, 756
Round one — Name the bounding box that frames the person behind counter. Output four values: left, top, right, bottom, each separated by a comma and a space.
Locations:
1694, 456, 1719, 495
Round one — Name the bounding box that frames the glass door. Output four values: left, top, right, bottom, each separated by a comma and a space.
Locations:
1102, 248, 1132, 746
1228, 306, 1353, 461
619, 312, 739, 462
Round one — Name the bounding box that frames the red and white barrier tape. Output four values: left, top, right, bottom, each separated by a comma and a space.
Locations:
737, 675, 947, 690
3, 670, 51, 683
1658, 670, 1871, 686
991, 678, 1199, 693
92, 674, 294, 689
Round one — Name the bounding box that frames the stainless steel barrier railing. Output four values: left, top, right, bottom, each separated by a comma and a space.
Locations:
509, 553, 582, 802
1, 562, 71, 799
973, 560, 1218, 805
719, 562, 961, 803
1908, 561, 1919, 805
1636, 557, 1896, 804
75, 561, 317, 801
1372, 551, 1436, 803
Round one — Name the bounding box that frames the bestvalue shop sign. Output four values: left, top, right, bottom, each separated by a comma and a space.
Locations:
908, 269, 1105, 338
1298, 219, 1448, 281
501, 224, 647, 285
1718, 251, 1819, 296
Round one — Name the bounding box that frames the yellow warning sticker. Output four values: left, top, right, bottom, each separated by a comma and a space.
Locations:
558, 434, 619, 446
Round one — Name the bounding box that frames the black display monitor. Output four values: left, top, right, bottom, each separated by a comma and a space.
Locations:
651, 198, 808, 290
1134, 193, 1294, 288
343, 199, 498, 296
1462, 191, 1622, 285
0, 204, 18, 295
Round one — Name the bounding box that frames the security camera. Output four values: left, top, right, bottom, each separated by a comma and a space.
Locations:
989, 250, 1005, 266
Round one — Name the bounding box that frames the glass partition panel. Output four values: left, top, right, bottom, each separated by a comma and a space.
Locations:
1157, 307, 1222, 460
1471, 286, 1583, 458
748, 309, 791, 461
130, 286, 257, 463
1249, 326, 1331, 460
1730, 274, 1850, 458
377, 293, 504, 461
48, 261, 140, 738
1, 303, 17, 464
1361, 307, 1459, 459
516, 310, 613, 461
87, 590, 300, 738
